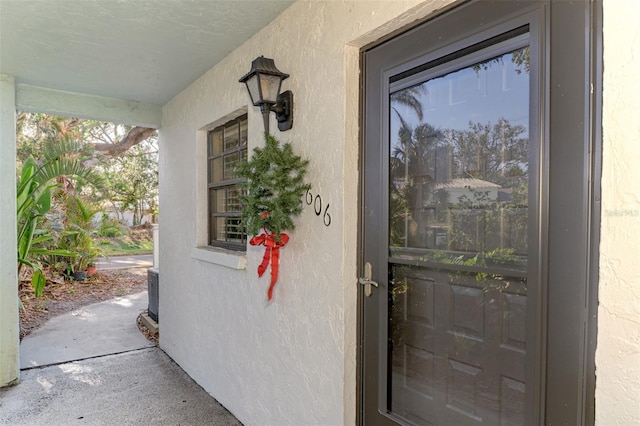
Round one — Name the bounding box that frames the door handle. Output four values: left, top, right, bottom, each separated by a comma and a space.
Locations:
359, 262, 379, 297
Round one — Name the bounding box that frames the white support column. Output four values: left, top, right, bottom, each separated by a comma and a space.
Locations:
0, 74, 19, 387
152, 223, 159, 269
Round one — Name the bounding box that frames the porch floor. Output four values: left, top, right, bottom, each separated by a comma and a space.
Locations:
0, 291, 241, 425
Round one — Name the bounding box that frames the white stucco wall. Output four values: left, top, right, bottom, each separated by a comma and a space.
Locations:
159, 1, 455, 424
596, 1, 640, 424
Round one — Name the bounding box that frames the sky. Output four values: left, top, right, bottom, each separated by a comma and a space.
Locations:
390, 49, 530, 139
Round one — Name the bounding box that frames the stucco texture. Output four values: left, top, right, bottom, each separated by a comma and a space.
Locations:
596, 0, 640, 424
158, 1, 449, 425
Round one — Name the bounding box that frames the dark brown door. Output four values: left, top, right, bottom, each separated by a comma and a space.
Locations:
361, 1, 599, 425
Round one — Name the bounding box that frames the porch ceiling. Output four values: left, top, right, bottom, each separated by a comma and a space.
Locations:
0, 0, 295, 107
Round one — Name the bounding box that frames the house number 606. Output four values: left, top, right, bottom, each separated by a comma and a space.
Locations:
305, 189, 331, 227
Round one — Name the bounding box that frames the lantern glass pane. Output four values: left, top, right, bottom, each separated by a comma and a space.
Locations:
245, 75, 261, 106
259, 74, 282, 103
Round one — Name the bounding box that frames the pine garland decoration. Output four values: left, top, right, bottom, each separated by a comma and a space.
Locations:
236, 134, 310, 301
236, 133, 311, 240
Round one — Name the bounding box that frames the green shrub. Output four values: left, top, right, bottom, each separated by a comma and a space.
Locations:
97, 216, 125, 237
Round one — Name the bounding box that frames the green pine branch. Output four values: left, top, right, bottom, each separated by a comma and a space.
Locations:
236, 134, 311, 238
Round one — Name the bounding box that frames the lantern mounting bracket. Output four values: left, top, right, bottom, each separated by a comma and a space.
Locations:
273, 90, 293, 131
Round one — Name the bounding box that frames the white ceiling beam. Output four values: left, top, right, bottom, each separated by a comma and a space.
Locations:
16, 84, 162, 128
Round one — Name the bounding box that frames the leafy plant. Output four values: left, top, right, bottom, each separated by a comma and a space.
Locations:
97, 215, 125, 237
60, 195, 104, 273
16, 138, 103, 296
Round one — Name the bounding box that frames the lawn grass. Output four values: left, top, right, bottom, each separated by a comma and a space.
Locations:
97, 236, 153, 256
95, 223, 154, 257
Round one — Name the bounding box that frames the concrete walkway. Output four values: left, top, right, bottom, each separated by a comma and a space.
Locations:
0, 291, 241, 425
19, 291, 153, 369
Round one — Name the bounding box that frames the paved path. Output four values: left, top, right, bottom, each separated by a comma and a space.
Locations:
95, 254, 153, 270
19, 291, 153, 369
1, 292, 241, 425
1, 348, 241, 425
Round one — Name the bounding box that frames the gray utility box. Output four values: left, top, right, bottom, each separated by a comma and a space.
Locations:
147, 268, 159, 322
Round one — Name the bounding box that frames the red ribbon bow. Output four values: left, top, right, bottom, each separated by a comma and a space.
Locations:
250, 229, 289, 300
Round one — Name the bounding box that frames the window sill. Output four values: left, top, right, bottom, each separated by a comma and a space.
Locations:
191, 246, 247, 270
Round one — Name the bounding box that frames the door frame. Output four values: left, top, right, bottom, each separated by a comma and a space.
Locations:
356, 0, 602, 424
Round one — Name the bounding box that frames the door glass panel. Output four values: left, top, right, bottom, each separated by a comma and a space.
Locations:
388, 45, 530, 425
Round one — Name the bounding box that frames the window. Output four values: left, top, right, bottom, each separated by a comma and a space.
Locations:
207, 115, 247, 250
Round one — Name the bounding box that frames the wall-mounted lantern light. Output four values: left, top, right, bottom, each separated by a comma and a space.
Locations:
239, 56, 293, 134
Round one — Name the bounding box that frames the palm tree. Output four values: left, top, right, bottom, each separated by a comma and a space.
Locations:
390, 121, 445, 248
390, 85, 427, 122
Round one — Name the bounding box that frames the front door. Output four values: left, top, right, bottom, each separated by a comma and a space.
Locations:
361, 1, 599, 425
